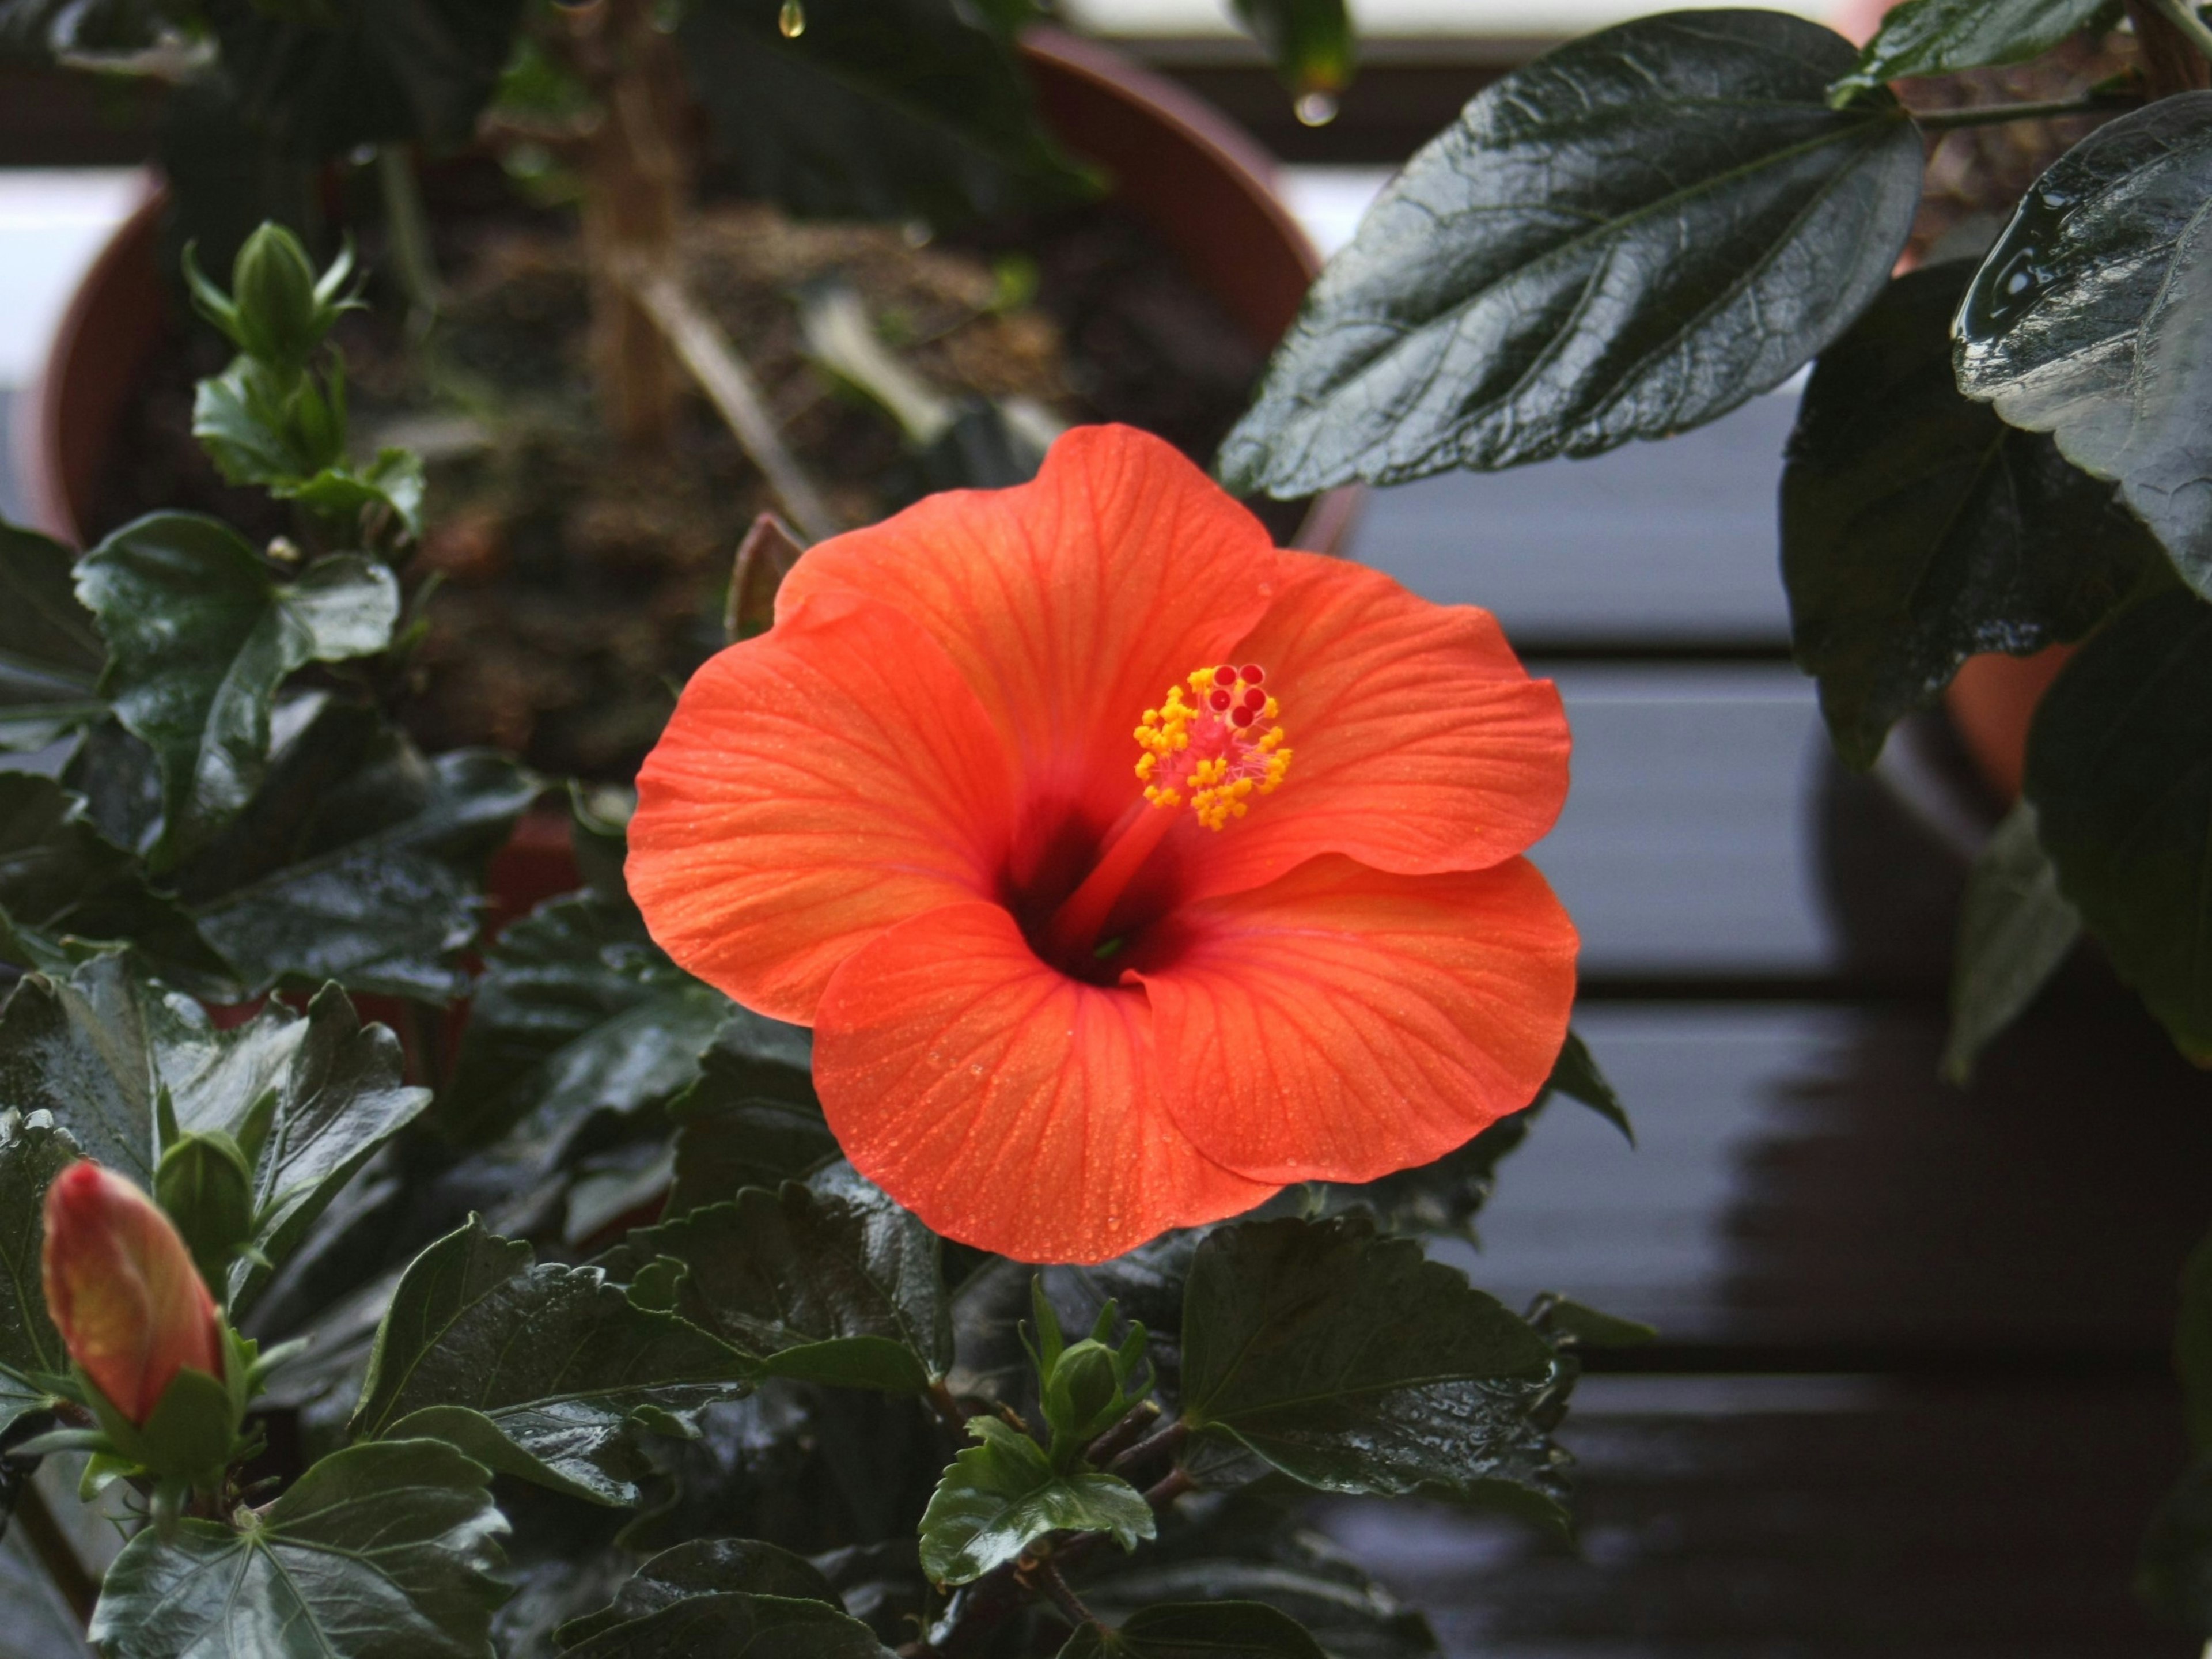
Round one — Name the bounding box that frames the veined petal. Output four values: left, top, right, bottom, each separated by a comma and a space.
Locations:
813, 902, 1276, 1262
777, 426, 1286, 836
1137, 855, 1577, 1185
630, 593, 1018, 1024
1176, 556, 1570, 904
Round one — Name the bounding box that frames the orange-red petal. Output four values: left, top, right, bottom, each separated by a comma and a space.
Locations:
629, 592, 1018, 1024
1135, 855, 1577, 1185
812, 900, 1276, 1262
1172, 555, 1571, 905
775, 426, 1287, 841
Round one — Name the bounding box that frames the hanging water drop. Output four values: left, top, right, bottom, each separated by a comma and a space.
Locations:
1294, 90, 1339, 128
778, 0, 806, 37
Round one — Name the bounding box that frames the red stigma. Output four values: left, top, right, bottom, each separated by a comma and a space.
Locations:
1230, 706, 1256, 728
1213, 666, 1239, 688
1209, 688, 1233, 711
1242, 686, 1266, 711
1239, 664, 1265, 684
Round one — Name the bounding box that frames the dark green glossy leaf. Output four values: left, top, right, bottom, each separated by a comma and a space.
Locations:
1178, 1217, 1565, 1512
351, 1218, 754, 1506
2139, 1457, 2212, 1636
556, 1540, 840, 1649
0, 0, 176, 54
676, 0, 1093, 227
1831, 0, 2113, 98
1957, 95, 2212, 596
665, 1014, 829, 1216
204, 0, 527, 156
1941, 799, 2081, 1084
1541, 1027, 1630, 1143
192, 738, 539, 1000
1317, 1111, 1533, 1242
76, 516, 399, 862
1528, 1295, 1657, 1350
918, 1416, 1155, 1585
0, 522, 104, 752
1785, 263, 2155, 767
444, 891, 732, 1150
562, 1591, 889, 1659
2025, 589, 2212, 1058
601, 1168, 950, 1393
0, 772, 229, 990
1061, 1603, 1329, 1659
0, 1112, 71, 1437
1217, 9, 1923, 495
62, 718, 163, 860
88, 1438, 509, 1659
1229, 0, 1351, 99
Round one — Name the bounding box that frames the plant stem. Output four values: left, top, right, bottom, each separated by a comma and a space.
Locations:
1082, 1400, 1161, 1468
1912, 93, 2137, 130
2129, 0, 2212, 93
2148, 0, 2212, 65
1023, 1558, 1097, 1630
375, 146, 442, 331
927, 1378, 971, 1439
616, 257, 841, 542
12, 1477, 98, 1628
1104, 1418, 1187, 1478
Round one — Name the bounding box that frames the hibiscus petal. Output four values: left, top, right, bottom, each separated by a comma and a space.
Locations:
1137, 854, 1577, 1185
813, 900, 1277, 1262
629, 593, 1018, 1024
1175, 555, 1571, 904
776, 425, 1286, 830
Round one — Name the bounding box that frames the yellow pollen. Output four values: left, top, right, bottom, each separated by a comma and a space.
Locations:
1131, 663, 1291, 832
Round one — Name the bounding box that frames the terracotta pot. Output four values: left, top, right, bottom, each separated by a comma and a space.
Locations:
21, 30, 1357, 555
1944, 645, 2074, 801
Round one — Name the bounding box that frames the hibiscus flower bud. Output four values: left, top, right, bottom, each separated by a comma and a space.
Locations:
41, 1162, 226, 1428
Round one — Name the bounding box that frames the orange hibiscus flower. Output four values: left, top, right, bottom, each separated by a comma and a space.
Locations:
630, 425, 1577, 1263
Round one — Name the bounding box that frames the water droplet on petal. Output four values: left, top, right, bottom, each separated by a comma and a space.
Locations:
1294, 91, 1339, 127
778, 0, 806, 36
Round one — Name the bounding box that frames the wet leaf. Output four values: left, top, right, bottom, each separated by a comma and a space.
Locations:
75, 516, 399, 863
1541, 1027, 1630, 1143
352, 1218, 755, 1506
918, 1416, 1156, 1585
1942, 800, 2081, 1084
1229, 0, 1352, 100
444, 891, 733, 1150
665, 1015, 829, 1215
0, 1113, 72, 1437
561, 1591, 889, 1659
191, 736, 539, 1001
1178, 1217, 1566, 1513
676, 0, 1094, 227
89, 1438, 509, 1659
1785, 263, 2156, 767
556, 1539, 840, 1649
1060, 1603, 1328, 1659
1831, 0, 2115, 98
0, 522, 104, 753
2025, 589, 2212, 1058
1218, 9, 1922, 495
602, 1167, 950, 1393
1956, 95, 2212, 596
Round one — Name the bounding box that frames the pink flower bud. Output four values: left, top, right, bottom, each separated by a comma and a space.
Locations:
40, 1162, 225, 1427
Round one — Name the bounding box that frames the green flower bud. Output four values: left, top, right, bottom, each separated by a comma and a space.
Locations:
154, 1131, 256, 1294
231, 224, 325, 374
1042, 1339, 1127, 1442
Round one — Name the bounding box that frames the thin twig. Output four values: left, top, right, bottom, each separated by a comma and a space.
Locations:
927, 1378, 971, 1439
1082, 1400, 1161, 1468
2148, 0, 2212, 65
12, 1477, 98, 1628
1912, 92, 2139, 130
613, 256, 841, 542
1104, 1418, 1187, 1479
1022, 1557, 1097, 1630
375, 146, 442, 330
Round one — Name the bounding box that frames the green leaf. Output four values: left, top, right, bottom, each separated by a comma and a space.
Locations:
556, 1539, 840, 1649
676, 0, 1094, 227
2179, 1224, 2212, 1455
665, 1014, 830, 1215
0, 0, 178, 55
1956, 94, 2212, 597
88, 1438, 509, 1659
1178, 1217, 1565, 1512
1528, 1296, 1657, 1350
1941, 799, 2081, 1084
1540, 1027, 1631, 1144
191, 737, 539, 1000
0, 1112, 73, 1436
1228, 0, 1352, 100
0, 772, 229, 990
601, 1168, 950, 1393
443, 891, 733, 1149
205, 0, 528, 156
1217, 9, 1923, 496
0, 522, 105, 753
1783, 263, 2156, 767
1060, 1604, 1329, 1659
76, 516, 400, 862
561, 1592, 891, 1659
351, 1218, 754, 1506
1831, 0, 2113, 99
2024, 589, 2212, 1059
918, 1416, 1156, 1586
2139, 1457, 2212, 1637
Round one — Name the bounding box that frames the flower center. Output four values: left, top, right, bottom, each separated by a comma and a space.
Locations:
1133, 663, 1293, 831
1042, 664, 1291, 964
